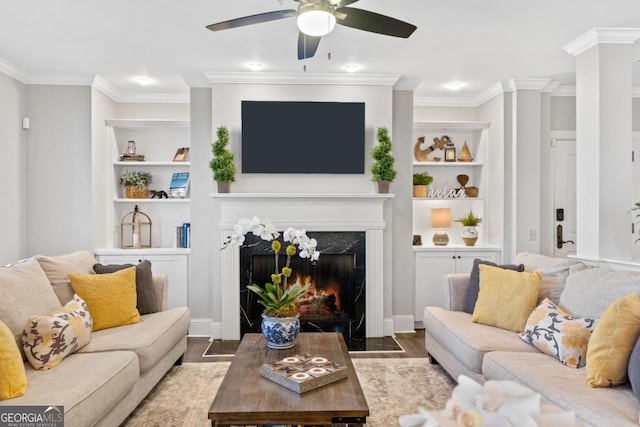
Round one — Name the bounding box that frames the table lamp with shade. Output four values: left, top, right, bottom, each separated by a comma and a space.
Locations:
431, 208, 451, 246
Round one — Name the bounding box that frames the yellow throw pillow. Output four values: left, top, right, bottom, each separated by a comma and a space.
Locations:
472, 264, 541, 333
22, 295, 92, 370
69, 266, 140, 331
0, 320, 27, 400
586, 293, 640, 387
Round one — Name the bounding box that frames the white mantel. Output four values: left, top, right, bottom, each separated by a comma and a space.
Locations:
212, 193, 394, 340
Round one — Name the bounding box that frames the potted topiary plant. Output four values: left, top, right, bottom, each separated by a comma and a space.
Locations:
413, 172, 433, 198
120, 171, 152, 199
371, 127, 397, 194
454, 210, 483, 246
209, 126, 236, 193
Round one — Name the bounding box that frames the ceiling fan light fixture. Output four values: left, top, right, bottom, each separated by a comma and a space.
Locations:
297, 4, 336, 37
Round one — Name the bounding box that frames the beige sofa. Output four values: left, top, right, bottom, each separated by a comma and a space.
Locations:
424, 252, 640, 427
0, 251, 191, 427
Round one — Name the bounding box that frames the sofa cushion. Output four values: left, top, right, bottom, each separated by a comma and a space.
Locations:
559, 266, 640, 320
483, 351, 639, 427
629, 337, 640, 401
0, 320, 27, 400
463, 258, 524, 314
424, 307, 536, 375
36, 251, 97, 304
472, 265, 541, 333
22, 295, 92, 370
514, 252, 584, 304
586, 293, 640, 388
77, 306, 190, 374
0, 351, 139, 427
70, 267, 141, 331
0, 258, 62, 353
520, 298, 596, 368
93, 260, 157, 315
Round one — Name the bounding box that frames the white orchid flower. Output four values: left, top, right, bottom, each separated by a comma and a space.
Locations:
228, 233, 245, 246
310, 250, 320, 261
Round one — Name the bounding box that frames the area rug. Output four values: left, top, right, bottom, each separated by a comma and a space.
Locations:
122, 359, 455, 427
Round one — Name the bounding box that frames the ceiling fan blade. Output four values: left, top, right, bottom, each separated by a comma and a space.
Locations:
335, 7, 417, 38
298, 32, 321, 59
206, 9, 296, 31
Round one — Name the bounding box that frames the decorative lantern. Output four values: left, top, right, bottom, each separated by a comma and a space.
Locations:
444, 142, 457, 162
120, 205, 152, 249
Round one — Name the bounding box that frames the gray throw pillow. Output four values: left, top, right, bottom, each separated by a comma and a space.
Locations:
629, 337, 640, 401
92, 260, 157, 315
463, 258, 525, 314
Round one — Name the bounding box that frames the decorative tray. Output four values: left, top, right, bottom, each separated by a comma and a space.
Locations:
260, 353, 348, 393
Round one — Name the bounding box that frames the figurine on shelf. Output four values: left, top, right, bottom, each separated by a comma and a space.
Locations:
413, 135, 450, 162
150, 190, 169, 199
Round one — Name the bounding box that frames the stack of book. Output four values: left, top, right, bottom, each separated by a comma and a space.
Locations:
176, 223, 191, 248
119, 153, 145, 161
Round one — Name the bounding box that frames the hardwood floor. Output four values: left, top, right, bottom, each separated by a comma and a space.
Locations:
183, 329, 428, 363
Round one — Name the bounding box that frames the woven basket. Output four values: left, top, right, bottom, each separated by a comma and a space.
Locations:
125, 186, 149, 199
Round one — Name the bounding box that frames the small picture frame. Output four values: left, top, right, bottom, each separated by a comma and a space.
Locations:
173, 147, 190, 162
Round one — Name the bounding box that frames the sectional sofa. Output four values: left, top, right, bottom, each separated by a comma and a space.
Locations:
0, 251, 191, 427
424, 252, 640, 427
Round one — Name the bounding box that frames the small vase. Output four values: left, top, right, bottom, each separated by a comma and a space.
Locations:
461, 226, 478, 246
217, 182, 231, 193
376, 181, 390, 194
413, 185, 428, 198
261, 314, 300, 349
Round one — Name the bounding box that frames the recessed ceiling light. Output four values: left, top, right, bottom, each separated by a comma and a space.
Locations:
135, 76, 154, 86
344, 64, 360, 73
444, 81, 466, 91
248, 62, 264, 71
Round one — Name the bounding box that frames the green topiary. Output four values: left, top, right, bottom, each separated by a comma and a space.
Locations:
370, 127, 397, 182
209, 126, 236, 183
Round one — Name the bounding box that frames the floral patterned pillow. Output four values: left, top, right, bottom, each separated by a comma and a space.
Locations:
21, 294, 92, 370
520, 298, 596, 368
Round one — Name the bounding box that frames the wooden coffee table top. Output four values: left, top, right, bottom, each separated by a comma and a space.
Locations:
208, 332, 369, 426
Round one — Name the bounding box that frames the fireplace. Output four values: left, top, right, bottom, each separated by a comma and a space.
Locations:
239, 231, 367, 349
214, 192, 392, 342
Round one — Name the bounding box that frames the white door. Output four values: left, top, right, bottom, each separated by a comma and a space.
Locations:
551, 138, 577, 258
634, 135, 640, 260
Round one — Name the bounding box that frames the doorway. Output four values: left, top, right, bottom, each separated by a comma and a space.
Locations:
550, 136, 577, 258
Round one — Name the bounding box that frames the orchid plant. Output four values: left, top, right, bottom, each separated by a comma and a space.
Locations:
223, 216, 320, 318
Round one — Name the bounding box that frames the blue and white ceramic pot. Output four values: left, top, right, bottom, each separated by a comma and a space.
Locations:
261, 313, 300, 349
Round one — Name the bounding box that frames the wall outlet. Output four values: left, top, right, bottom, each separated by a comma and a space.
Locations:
528, 229, 537, 241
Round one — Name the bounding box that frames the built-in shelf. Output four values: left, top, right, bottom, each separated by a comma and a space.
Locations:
95, 247, 191, 255
105, 119, 189, 128
114, 161, 191, 166
114, 198, 190, 203
413, 244, 501, 252
413, 161, 483, 167
211, 192, 395, 199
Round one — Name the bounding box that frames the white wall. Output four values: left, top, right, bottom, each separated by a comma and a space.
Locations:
25, 85, 93, 256
117, 103, 189, 120
0, 72, 27, 264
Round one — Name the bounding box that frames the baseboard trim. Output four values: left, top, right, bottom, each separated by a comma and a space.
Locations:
393, 315, 416, 333
188, 319, 215, 337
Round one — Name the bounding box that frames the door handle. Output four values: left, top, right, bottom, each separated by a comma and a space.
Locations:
556, 224, 575, 249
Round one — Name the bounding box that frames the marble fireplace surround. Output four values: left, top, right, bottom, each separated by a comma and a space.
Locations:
213, 193, 393, 340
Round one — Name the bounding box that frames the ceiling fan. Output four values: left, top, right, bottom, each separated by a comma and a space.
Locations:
206, 0, 417, 60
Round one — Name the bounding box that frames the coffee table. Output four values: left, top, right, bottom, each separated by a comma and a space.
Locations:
208, 332, 369, 426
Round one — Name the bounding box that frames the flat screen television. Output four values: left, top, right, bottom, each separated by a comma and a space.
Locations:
241, 100, 365, 174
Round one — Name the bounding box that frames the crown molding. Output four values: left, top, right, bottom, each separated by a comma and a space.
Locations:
509, 78, 555, 91
203, 71, 401, 86
563, 27, 640, 56
475, 81, 511, 104
92, 75, 121, 101
182, 73, 211, 88
413, 96, 477, 107
0, 57, 28, 83
393, 77, 421, 91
